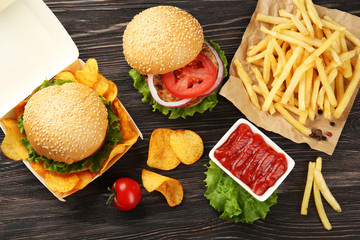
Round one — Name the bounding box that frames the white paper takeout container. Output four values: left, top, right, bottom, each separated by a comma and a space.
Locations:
0, 0, 142, 201
209, 118, 295, 202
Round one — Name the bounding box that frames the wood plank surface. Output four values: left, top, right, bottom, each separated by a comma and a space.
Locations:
1, 0, 360, 239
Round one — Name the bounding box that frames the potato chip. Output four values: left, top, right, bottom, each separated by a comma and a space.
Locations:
142, 169, 183, 207
1, 118, 29, 160
30, 161, 47, 178
55, 70, 77, 82
121, 134, 139, 146
74, 171, 95, 190
113, 99, 137, 141
75, 70, 98, 87
93, 74, 110, 96
100, 144, 128, 176
169, 129, 204, 165
103, 76, 118, 102
147, 128, 180, 170
45, 172, 79, 193
15, 100, 27, 118
83, 58, 99, 73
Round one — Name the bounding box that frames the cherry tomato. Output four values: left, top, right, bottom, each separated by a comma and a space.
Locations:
162, 53, 217, 99
106, 177, 141, 211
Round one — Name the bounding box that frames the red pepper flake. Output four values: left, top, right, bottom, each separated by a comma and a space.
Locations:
326, 132, 333, 137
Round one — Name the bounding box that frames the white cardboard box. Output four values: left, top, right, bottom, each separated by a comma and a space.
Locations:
0, 0, 142, 201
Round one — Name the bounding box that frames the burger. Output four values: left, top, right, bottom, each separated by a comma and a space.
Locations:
18, 80, 123, 174
123, 6, 228, 119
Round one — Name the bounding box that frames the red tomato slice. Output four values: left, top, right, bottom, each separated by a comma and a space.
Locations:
162, 53, 217, 99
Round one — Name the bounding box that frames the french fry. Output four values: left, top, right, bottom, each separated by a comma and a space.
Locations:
323, 15, 360, 47
321, 19, 345, 32
334, 54, 360, 118
234, 59, 261, 109
323, 28, 340, 54
313, 157, 332, 231
314, 169, 342, 213
274, 103, 312, 135
247, 36, 270, 57
301, 161, 315, 215
280, 30, 322, 48
315, 57, 338, 107
292, 0, 315, 37
305, 68, 314, 108
256, 13, 291, 25
271, 38, 286, 76
279, 9, 309, 36
260, 26, 315, 52
299, 110, 308, 124
339, 32, 353, 78
246, 51, 266, 63
299, 72, 306, 111
281, 62, 314, 105
263, 41, 273, 84
314, 24, 324, 39
335, 73, 345, 102
323, 97, 332, 120
263, 46, 304, 111
272, 22, 297, 32
250, 59, 264, 67
251, 65, 276, 114
304, 30, 340, 65
305, 0, 323, 29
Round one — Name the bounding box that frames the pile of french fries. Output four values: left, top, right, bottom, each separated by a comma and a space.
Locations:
235, 0, 360, 136
301, 157, 341, 230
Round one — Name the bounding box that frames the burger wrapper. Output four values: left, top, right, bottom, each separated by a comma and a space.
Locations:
19, 59, 142, 201
220, 0, 360, 155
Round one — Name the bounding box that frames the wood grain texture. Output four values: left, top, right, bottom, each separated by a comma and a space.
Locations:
1, 0, 360, 239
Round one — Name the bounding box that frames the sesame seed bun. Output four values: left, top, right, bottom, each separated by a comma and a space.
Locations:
23, 82, 108, 165
123, 6, 204, 75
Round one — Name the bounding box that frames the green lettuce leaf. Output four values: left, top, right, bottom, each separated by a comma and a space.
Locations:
37, 79, 74, 91
18, 80, 123, 174
204, 160, 278, 223
129, 40, 228, 119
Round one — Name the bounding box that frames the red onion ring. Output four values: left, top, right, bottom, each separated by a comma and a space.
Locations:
199, 41, 225, 97
147, 75, 192, 107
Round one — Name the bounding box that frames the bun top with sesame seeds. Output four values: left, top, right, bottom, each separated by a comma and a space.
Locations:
123, 6, 204, 75
23, 82, 108, 165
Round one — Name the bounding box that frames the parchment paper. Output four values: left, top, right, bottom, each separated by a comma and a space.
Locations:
220, 0, 360, 155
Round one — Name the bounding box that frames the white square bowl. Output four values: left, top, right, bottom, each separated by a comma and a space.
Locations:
209, 118, 295, 202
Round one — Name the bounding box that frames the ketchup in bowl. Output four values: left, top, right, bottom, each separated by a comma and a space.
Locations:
209, 119, 295, 201
214, 123, 287, 196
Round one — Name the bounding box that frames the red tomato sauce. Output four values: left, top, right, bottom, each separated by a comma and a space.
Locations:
214, 123, 288, 196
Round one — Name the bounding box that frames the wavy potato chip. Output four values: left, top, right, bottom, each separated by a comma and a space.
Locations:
15, 100, 27, 119
30, 161, 48, 178
74, 171, 96, 190
83, 58, 99, 73
113, 99, 137, 141
147, 128, 181, 171
142, 169, 183, 207
93, 74, 110, 96
103, 77, 118, 102
55, 70, 76, 82
1, 119, 29, 160
100, 144, 127, 176
45, 172, 79, 193
75, 70, 98, 87
169, 129, 204, 165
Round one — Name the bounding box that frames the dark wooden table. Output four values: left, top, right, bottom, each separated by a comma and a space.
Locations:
1, 0, 360, 239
